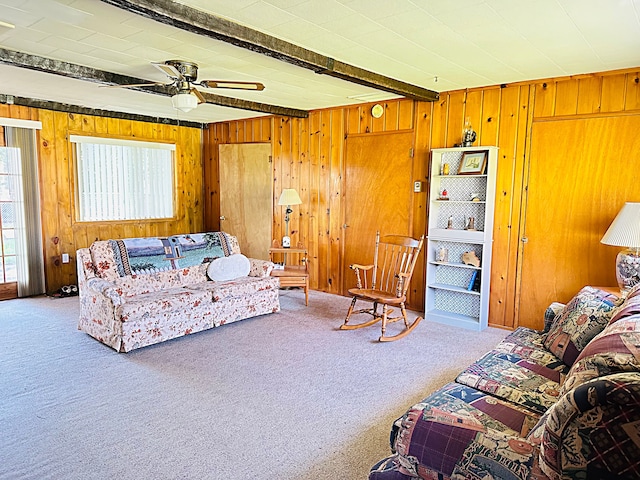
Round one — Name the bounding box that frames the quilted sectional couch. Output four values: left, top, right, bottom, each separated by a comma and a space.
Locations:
370, 285, 640, 480
77, 232, 280, 352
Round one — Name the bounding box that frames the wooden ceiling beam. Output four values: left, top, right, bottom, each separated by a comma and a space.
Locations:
0, 48, 309, 118
100, 0, 440, 102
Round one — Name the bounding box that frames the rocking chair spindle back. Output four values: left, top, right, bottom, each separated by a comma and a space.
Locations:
340, 231, 424, 341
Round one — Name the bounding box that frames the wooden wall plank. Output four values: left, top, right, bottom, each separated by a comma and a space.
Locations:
328, 110, 344, 294
383, 101, 398, 131
398, 99, 414, 131
601, 73, 627, 113
430, 96, 448, 148
464, 90, 483, 141
445, 91, 466, 146
480, 88, 501, 146
554, 79, 579, 116
577, 77, 602, 114
533, 82, 555, 118
625, 72, 640, 111
308, 111, 321, 290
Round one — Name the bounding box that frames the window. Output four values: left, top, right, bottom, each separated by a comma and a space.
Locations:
0, 147, 18, 282
71, 136, 175, 222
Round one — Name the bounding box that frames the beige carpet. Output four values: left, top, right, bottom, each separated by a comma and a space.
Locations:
0, 289, 507, 479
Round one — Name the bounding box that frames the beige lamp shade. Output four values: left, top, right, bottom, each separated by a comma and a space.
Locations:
278, 189, 302, 206
601, 202, 640, 248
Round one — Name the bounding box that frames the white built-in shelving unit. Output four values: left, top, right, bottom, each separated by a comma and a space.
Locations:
425, 146, 498, 331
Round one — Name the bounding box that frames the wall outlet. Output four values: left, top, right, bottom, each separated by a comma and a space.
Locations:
413, 181, 423, 192
62, 253, 69, 264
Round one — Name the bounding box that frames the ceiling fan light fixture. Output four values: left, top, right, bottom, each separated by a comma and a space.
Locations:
171, 92, 198, 112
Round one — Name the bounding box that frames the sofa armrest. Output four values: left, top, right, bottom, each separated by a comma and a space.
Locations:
248, 258, 275, 277
86, 278, 126, 307
528, 372, 640, 479
543, 301, 565, 333
381, 406, 540, 479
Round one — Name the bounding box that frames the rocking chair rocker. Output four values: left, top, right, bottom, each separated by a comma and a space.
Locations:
340, 231, 424, 341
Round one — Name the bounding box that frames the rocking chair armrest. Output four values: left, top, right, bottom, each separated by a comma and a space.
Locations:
350, 263, 373, 271
350, 263, 374, 289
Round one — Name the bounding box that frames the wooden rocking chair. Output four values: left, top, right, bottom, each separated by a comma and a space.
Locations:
340, 231, 424, 341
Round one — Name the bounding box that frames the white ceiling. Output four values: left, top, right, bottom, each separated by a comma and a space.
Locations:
0, 0, 639, 124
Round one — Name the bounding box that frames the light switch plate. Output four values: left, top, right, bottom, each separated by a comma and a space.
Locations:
62, 253, 69, 263
413, 181, 422, 192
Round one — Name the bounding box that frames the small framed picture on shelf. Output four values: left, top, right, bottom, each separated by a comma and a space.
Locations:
458, 151, 487, 175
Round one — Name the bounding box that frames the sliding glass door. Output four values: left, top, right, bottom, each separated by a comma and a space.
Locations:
0, 148, 17, 294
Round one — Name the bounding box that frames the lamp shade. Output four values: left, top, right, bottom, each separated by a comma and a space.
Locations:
171, 92, 198, 113
278, 188, 302, 206
601, 202, 640, 248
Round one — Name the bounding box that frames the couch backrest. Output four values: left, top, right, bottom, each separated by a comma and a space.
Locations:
85, 232, 240, 282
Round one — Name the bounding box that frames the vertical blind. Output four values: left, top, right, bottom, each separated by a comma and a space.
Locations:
71, 136, 175, 222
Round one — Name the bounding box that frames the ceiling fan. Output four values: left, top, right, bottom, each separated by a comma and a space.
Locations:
107, 60, 265, 112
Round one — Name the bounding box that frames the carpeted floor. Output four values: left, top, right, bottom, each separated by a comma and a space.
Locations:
0, 289, 507, 479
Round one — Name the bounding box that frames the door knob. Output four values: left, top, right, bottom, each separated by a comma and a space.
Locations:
220, 216, 226, 221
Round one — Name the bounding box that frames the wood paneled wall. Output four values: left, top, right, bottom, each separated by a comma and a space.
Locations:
207, 67, 640, 327
206, 102, 427, 306
0, 104, 203, 294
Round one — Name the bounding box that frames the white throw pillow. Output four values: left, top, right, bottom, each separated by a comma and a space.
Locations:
207, 254, 251, 281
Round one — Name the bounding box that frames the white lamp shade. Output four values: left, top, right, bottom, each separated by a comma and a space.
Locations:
171, 93, 198, 113
601, 202, 640, 248
278, 188, 302, 206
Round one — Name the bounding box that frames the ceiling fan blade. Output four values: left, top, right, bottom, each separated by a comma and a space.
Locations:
199, 80, 265, 91
152, 61, 184, 80
100, 82, 168, 88
190, 87, 206, 104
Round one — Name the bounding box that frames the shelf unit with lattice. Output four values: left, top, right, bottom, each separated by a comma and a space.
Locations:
425, 146, 498, 331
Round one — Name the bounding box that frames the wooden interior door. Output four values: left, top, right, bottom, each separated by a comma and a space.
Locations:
219, 143, 272, 260
517, 115, 640, 328
343, 131, 414, 293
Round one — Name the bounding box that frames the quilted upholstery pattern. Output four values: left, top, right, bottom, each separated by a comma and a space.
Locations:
543, 286, 620, 366
455, 351, 563, 414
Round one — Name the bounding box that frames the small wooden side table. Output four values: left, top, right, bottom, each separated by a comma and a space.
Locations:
269, 243, 309, 306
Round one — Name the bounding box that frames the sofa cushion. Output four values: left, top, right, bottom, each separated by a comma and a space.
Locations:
494, 327, 568, 373
455, 351, 563, 415
188, 276, 279, 302
207, 254, 250, 281
543, 286, 619, 366
386, 382, 541, 479
527, 373, 640, 480
560, 314, 640, 394
609, 295, 640, 324
115, 286, 212, 322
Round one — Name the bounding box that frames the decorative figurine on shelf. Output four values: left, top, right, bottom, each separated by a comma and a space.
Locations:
442, 163, 450, 175
438, 188, 449, 200
446, 215, 454, 229
465, 216, 476, 231
462, 117, 476, 147
436, 247, 449, 263
462, 251, 481, 267
470, 192, 481, 202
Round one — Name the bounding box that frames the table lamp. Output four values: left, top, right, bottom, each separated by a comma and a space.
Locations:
601, 202, 640, 294
278, 188, 302, 248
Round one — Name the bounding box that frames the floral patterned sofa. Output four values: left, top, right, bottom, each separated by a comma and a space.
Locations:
76, 232, 280, 352
370, 285, 640, 479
